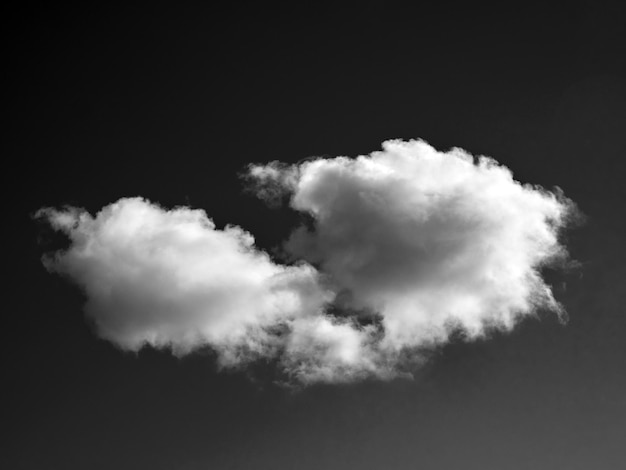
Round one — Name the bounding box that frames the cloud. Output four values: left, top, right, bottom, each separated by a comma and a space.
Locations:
38, 139, 576, 384
249, 139, 575, 354
37, 198, 331, 366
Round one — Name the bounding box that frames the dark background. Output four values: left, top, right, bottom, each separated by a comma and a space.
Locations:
5, 2, 625, 469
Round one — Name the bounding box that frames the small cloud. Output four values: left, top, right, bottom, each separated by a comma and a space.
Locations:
38, 197, 331, 369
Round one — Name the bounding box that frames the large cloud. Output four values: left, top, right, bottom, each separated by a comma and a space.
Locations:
38, 139, 576, 384
249, 139, 575, 353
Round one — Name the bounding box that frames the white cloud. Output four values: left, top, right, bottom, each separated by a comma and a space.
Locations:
39, 139, 576, 384
37, 198, 331, 367
249, 139, 575, 353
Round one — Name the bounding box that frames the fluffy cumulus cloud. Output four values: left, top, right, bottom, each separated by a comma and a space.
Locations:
39, 140, 576, 384
37, 199, 331, 366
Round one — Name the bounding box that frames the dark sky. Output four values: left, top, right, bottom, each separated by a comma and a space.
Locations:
6, 2, 626, 469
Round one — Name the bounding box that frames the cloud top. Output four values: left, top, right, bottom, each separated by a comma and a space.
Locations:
39, 140, 576, 384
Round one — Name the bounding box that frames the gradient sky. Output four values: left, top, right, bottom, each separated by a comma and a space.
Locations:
6, 2, 625, 469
